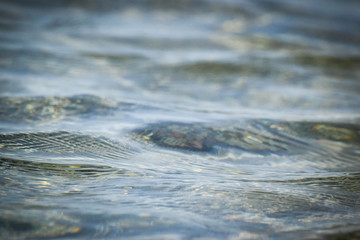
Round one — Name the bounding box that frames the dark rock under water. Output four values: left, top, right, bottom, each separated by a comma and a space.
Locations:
132, 120, 360, 155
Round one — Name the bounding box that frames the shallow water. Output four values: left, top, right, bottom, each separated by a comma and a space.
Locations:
1, 0, 360, 239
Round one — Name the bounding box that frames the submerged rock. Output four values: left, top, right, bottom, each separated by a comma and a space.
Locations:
132, 121, 303, 154
263, 120, 360, 143
132, 120, 360, 154
0, 212, 81, 240
0, 94, 120, 123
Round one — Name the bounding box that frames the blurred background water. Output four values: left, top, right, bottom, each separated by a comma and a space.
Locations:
0, 0, 360, 239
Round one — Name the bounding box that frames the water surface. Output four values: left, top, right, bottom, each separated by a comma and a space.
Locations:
1, 0, 360, 239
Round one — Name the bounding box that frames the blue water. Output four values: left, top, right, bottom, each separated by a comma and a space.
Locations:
1, 0, 360, 239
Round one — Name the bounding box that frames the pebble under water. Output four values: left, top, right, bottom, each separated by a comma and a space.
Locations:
1, 0, 360, 239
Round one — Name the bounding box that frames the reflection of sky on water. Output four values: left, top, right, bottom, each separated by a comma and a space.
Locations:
1, 0, 359, 116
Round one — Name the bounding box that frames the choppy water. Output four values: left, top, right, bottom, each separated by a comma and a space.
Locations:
1, 0, 360, 239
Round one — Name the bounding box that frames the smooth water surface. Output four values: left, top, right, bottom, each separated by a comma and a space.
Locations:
1, 0, 360, 239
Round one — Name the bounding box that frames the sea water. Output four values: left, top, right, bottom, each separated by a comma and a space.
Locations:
1, 0, 360, 239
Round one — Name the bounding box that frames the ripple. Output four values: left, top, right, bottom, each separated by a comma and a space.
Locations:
0, 156, 138, 179
0, 131, 137, 163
